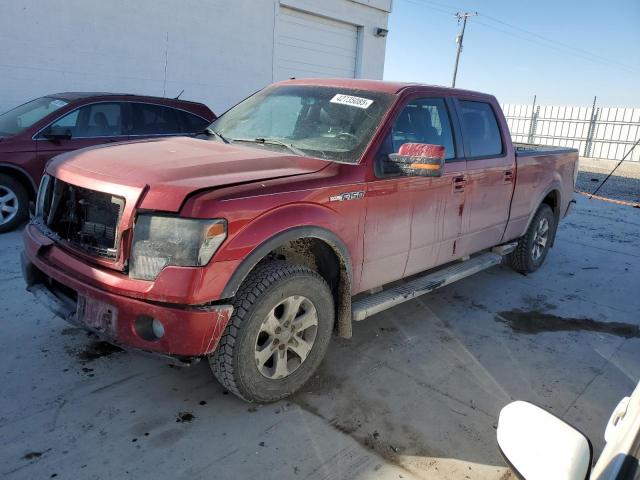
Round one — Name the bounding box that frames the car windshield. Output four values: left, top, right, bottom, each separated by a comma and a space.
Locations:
208, 85, 395, 163
0, 97, 69, 137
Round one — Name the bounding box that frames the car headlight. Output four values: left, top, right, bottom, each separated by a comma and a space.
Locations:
129, 214, 227, 280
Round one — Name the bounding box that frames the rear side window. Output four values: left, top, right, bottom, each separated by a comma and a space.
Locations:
178, 110, 209, 133
459, 100, 502, 158
130, 103, 202, 135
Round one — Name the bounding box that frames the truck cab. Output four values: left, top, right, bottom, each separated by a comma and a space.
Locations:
22, 79, 578, 402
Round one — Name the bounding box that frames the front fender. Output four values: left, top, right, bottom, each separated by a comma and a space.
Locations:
215, 203, 354, 298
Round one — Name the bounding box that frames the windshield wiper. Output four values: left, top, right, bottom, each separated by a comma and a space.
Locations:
199, 127, 230, 144
233, 137, 306, 156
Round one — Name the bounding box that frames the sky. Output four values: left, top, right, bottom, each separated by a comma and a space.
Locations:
383, 0, 640, 107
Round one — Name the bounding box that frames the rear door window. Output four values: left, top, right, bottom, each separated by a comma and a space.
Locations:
177, 110, 209, 133
459, 100, 503, 158
130, 103, 186, 135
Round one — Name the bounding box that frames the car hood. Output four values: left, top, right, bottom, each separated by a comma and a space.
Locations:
47, 137, 331, 211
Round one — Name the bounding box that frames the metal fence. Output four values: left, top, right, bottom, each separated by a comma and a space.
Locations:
501, 98, 640, 162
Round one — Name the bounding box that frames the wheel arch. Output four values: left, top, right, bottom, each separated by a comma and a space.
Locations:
529, 185, 562, 247
220, 226, 354, 339
0, 163, 38, 200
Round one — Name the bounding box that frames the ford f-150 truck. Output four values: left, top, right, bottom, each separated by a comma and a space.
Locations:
21, 79, 578, 402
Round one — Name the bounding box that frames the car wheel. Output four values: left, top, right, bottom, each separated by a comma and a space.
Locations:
0, 174, 29, 233
209, 260, 335, 403
508, 203, 555, 274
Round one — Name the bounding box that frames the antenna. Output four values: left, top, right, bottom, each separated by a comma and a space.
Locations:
174, 89, 184, 100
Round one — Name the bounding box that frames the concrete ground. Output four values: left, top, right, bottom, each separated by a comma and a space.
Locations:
577, 157, 640, 204
1, 195, 639, 480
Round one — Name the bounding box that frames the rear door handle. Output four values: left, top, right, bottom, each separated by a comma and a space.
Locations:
453, 176, 466, 193
503, 170, 514, 183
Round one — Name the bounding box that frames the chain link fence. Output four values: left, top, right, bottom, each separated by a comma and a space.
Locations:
501, 98, 640, 162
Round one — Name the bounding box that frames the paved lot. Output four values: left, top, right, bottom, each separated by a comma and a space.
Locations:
1, 195, 639, 480
577, 157, 640, 204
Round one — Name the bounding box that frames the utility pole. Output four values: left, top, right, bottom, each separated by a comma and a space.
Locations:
451, 11, 478, 88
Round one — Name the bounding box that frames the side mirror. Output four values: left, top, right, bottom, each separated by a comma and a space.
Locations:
43, 126, 72, 141
385, 143, 445, 177
497, 401, 592, 480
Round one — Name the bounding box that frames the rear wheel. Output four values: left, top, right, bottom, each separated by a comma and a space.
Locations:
508, 204, 555, 274
0, 174, 29, 233
209, 261, 334, 403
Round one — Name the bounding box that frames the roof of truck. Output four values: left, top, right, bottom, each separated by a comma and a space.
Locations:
277, 78, 490, 97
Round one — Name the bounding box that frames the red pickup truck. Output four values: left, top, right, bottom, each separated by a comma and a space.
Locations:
22, 79, 578, 403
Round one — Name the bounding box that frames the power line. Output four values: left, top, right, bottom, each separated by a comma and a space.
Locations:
402, 0, 639, 75
480, 12, 638, 73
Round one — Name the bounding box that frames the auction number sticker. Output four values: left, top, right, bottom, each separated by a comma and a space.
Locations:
50, 99, 68, 108
330, 94, 374, 109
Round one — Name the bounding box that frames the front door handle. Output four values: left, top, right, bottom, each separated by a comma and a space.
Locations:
453, 176, 466, 193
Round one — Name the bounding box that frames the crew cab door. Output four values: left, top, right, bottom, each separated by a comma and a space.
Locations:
36, 102, 129, 170
453, 98, 516, 256
360, 96, 465, 291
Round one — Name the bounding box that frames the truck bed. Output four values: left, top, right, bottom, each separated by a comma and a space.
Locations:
514, 142, 579, 157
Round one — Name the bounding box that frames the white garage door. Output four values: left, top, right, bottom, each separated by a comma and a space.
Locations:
274, 7, 359, 81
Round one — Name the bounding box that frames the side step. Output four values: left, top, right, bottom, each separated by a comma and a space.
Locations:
352, 252, 504, 321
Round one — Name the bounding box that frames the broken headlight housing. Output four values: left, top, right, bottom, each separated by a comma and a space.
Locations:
129, 214, 227, 280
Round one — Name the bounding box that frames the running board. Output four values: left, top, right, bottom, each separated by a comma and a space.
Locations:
352, 252, 503, 321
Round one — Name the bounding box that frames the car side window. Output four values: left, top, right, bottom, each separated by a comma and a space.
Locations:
391, 98, 456, 160
130, 103, 185, 135
48, 110, 80, 135
41, 103, 124, 138
177, 110, 209, 133
459, 100, 503, 158
75, 103, 123, 137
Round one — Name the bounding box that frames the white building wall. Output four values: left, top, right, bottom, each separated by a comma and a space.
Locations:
0, 0, 391, 114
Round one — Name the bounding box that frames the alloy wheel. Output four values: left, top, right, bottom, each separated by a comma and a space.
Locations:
0, 185, 19, 226
254, 295, 319, 380
531, 217, 549, 261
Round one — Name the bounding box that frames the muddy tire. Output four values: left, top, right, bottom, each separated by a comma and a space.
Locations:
0, 174, 29, 233
508, 204, 555, 274
209, 260, 334, 403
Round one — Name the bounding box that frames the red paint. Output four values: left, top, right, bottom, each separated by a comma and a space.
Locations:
398, 143, 445, 159
0, 92, 215, 197
23, 79, 577, 361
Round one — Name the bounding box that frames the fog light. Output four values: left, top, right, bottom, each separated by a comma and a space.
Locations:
134, 315, 164, 341
152, 319, 165, 339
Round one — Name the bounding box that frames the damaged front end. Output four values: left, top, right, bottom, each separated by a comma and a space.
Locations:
34, 174, 125, 261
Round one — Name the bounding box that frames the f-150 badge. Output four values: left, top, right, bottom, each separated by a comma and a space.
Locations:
329, 191, 365, 202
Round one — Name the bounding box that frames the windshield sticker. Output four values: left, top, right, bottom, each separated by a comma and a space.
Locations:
50, 99, 68, 108
330, 94, 374, 109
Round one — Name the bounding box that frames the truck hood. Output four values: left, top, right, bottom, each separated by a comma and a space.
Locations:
47, 137, 331, 211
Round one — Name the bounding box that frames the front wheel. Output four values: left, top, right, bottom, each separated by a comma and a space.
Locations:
508, 203, 556, 274
0, 174, 29, 233
209, 261, 334, 403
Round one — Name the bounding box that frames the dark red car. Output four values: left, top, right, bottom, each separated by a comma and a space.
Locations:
0, 93, 215, 232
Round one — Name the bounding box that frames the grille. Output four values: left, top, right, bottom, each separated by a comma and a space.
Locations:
37, 176, 125, 260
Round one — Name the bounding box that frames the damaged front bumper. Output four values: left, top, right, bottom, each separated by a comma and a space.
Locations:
22, 225, 233, 363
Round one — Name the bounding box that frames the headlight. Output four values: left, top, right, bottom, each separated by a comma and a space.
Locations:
35, 174, 52, 218
129, 215, 227, 280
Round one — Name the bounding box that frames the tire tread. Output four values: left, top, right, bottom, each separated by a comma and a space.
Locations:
210, 260, 328, 401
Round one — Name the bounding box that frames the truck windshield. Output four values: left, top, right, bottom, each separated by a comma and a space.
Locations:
208, 85, 394, 163
0, 97, 69, 137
